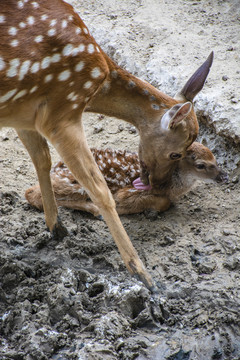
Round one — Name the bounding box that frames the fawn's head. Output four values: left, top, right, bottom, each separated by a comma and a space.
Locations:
138, 52, 214, 189
183, 142, 228, 183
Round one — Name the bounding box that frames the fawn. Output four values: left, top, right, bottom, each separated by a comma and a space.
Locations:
0, 0, 213, 288
25, 142, 228, 216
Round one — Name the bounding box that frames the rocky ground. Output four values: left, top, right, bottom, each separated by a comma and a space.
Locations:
0, 0, 240, 359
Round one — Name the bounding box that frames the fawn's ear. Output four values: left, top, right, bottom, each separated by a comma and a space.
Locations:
161, 102, 192, 130
175, 51, 214, 102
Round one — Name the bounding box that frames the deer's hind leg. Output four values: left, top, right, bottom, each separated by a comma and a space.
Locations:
17, 129, 68, 239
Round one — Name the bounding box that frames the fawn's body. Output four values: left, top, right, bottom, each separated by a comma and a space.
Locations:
26, 142, 228, 215
0, 0, 213, 288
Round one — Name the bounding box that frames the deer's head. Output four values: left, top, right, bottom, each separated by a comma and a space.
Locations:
138, 52, 214, 189
183, 142, 228, 183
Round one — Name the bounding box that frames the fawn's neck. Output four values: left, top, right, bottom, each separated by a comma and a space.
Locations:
169, 163, 200, 200
86, 53, 176, 128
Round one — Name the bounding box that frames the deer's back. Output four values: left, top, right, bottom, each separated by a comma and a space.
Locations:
0, 0, 108, 128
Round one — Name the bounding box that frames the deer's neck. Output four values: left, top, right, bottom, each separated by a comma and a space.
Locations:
86, 54, 176, 128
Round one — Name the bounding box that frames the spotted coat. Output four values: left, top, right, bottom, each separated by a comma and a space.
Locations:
0, 0, 107, 115
51, 148, 140, 195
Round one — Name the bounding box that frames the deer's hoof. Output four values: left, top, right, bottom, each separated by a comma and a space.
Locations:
51, 218, 68, 240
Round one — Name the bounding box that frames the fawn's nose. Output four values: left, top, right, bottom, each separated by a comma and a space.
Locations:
216, 169, 228, 183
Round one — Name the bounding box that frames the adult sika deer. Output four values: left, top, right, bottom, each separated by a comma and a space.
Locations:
0, 0, 213, 289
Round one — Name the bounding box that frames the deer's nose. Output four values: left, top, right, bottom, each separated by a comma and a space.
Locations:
216, 169, 228, 183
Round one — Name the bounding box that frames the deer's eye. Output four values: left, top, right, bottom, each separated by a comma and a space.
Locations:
196, 164, 205, 170
170, 153, 182, 160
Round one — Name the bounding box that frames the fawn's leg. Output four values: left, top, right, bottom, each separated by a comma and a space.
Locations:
45, 119, 154, 290
17, 129, 68, 239
114, 188, 171, 215
26, 180, 100, 216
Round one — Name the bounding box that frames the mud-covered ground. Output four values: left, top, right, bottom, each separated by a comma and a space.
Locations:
0, 1, 240, 359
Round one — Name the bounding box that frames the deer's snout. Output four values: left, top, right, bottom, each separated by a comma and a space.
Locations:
216, 169, 228, 183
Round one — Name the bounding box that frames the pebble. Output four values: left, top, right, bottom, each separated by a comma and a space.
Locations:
93, 124, 104, 134
222, 75, 229, 81
128, 126, 137, 134
232, 175, 239, 184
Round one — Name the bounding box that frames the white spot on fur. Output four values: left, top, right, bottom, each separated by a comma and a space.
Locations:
10, 40, 19, 47
0, 15, 5, 23
71, 47, 80, 56
91, 67, 101, 79
12, 89, 27, 101
72, 104, 79, 110
87, 44, 95, 54
62, 20, 68, 28
8, 27, 18, 36
31, 1, 39, 8
58, 70, 71, 81
27, 16, 35, 25
41, 14, 48, 21
78, 44, 85, 52
41, 56, 51, 69
83, 27, 88, 34
50, 19, 57, 27
31, 62, 40, 73
17, 1, 24, 9
75, 61, 84, 72
19, 60, 31, 80
0, 57, 5, 71
151, 104, 160, 111
35, 35, 43, 43
30, 86, 38, 93
44, 74, 53, 83
0, 89, 17, 103
7, 59, 20, 77
149, 95, 156, 102
75, 28, 81, 35
67, 92, 75, 101
19, 22, 26, 28
48, 28, 56, 36
62, 44, 73, 56
67, 92, 78, 102
51, 53, 61, 63
83, 81, 92, 89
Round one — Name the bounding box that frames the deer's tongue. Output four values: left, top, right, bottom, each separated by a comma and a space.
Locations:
133, 177, 152, 191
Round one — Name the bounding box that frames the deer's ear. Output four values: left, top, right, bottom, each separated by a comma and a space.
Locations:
175, 51, 214, 102
161, 102, 192, 130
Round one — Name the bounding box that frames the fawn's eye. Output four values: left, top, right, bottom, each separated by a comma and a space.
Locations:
196, 163, 205, 169
170, 153, 182, 160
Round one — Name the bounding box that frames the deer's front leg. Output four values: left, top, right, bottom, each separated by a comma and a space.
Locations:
46, 120, 154, 290
114, 188, 171, 215
17, 129, 68, 239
